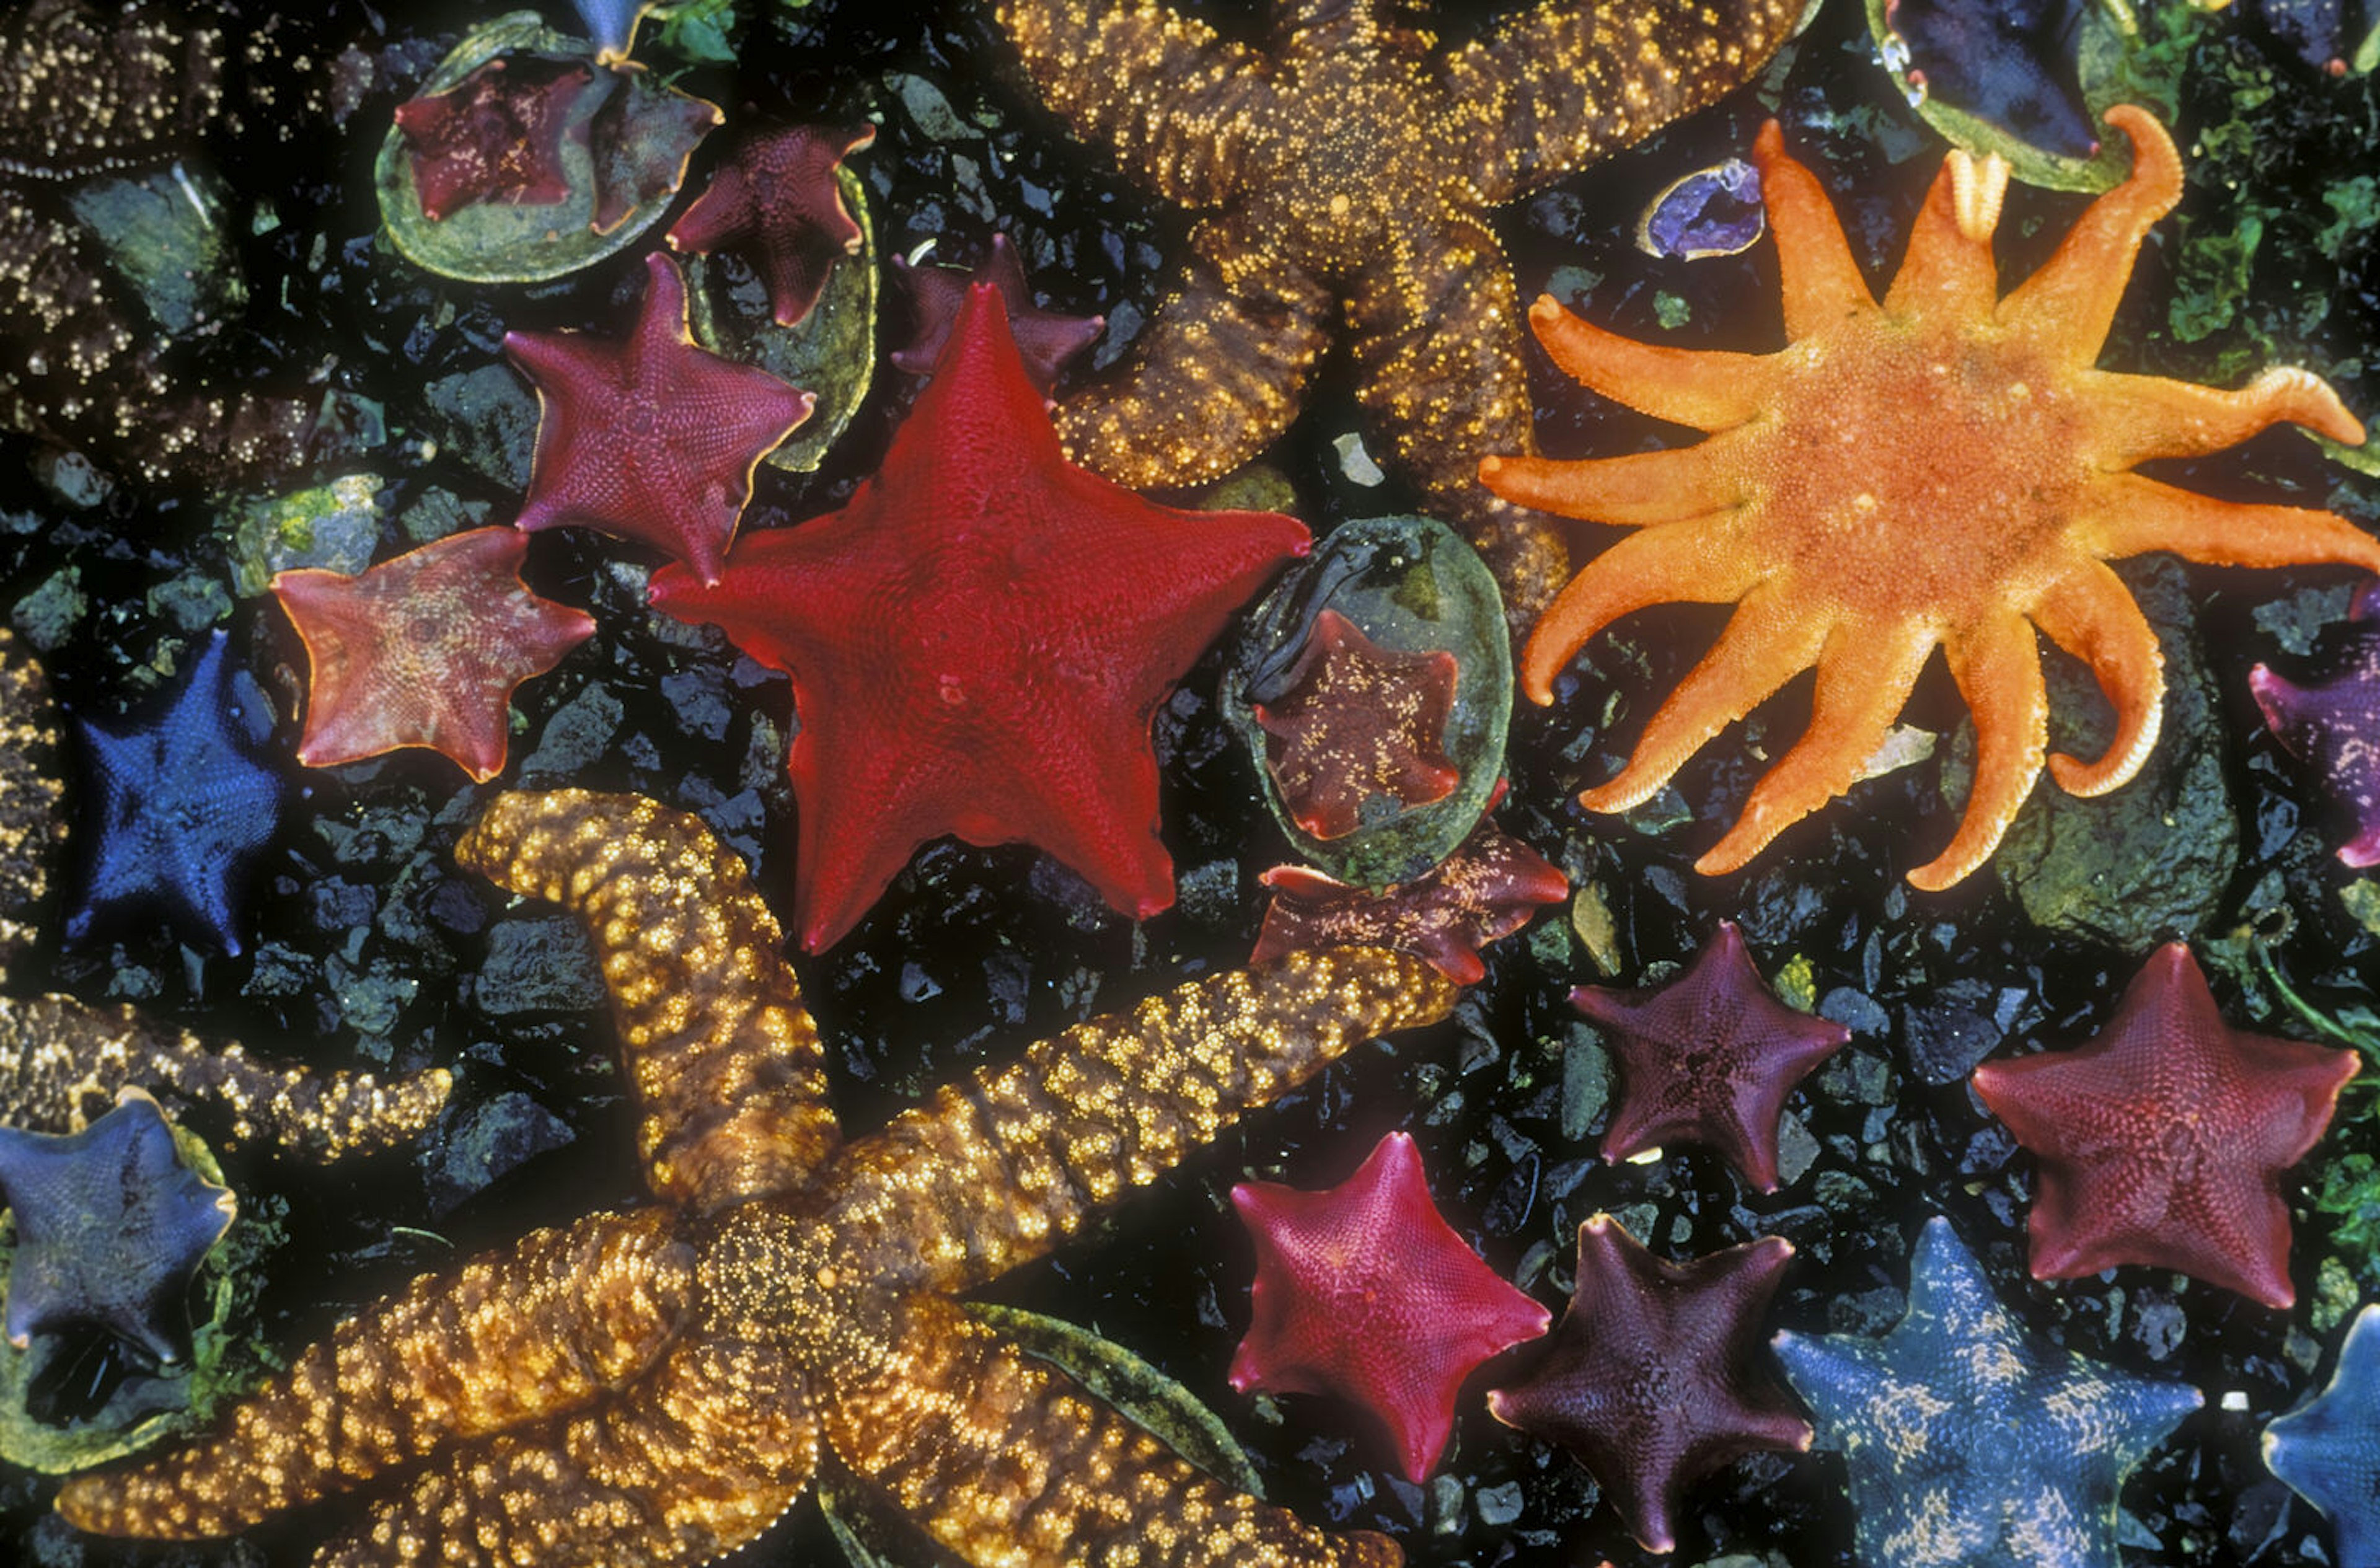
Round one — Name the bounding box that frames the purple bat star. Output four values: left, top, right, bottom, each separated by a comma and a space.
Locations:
2252, 578, 2380, 867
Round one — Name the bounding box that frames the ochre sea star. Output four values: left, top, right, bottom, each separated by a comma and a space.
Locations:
992, 0, 1805, 625
1485, 106, 2380, 888
60, 790, 1456, 1566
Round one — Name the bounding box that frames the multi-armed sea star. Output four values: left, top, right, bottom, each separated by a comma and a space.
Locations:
1486, 106, 2380, 888
60, 790, 1456, 1566
991, 0, 1804, 623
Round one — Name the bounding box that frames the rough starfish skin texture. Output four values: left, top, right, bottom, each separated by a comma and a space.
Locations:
1250, 810, 1569, 985
390, 55, 593, 222
1772, 1215, 2203, 1568
665, 123, 874, 328
1229, 1129, 1551, 1482
59, 790, 1455, 1567
1970, 942, 2356, 1309
1485, 1216, 1809, 1555
0, 626, 66, 987
1254, 608, 1463, 841
2252, 578, 2380, 866
273, 528, 596, 783
992, 0, 1805, 630
1570, 920, 1850, 1192
1486, 106, 2380, 888
0, 992, 451, 1161
64, 629, 288, 958
891, 231, 1106, 391
652, 285, 1309, 953
504, 251, 814, 585
2265, 1304, 2380, 1568
0, 1, 327, 486
0, 1086, 235, 1363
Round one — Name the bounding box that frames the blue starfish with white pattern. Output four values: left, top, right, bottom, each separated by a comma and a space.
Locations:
2266, 1303, 2380, 1568
65, 629, 289, 957
0, 1087, 236, 1365
1772, 1216, 2202, 1568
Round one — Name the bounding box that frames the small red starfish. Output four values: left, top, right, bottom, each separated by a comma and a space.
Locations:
272, 529, 595, 782
891, 232, 1106, 391
1251, 807, 1567, 984
666, 123, 875, 327
651, 284, 1307, 951
1253, 608, 1463, 842
392, 55, 593, 222
1571, 922, 1850, 1192
503, 252, 813, 584
1971, 943, 2358, 1308
1486, 1216, 1809, 1554
1230, 1130, 1549, 1482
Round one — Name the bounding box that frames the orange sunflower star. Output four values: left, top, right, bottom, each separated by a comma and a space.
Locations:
1483, 106, 2380, 890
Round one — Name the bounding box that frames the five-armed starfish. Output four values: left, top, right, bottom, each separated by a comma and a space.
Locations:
60, 790, 1454, 1567
993, 0, 1804, 626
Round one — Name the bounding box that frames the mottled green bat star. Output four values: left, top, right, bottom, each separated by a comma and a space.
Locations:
1772, 1217, 2200, 1568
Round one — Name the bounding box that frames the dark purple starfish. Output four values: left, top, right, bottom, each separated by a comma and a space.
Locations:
1571, 922, 1850, 1192
1487, 1215, 1809, 1554
1250, 809, 1566, 985
891, 232, 1104, 392
2252, 578, 2380, 867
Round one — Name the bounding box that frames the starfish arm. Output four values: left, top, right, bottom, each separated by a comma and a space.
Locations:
1910, 609, 2050, 891
0, 993, 450, 1160
814, 948, 1455, 1298
1518, 518, 1761, 702
824, 1295, 1401, 1567
1882, 155, 2004, 322
1751, 120, 1878, 340
2081, 364, 2367, 466
1445, 0, 1802, 203
1525, 294, 1783, 431
1996, 105, 2184, 361
2083, 473, 2380, 576
1481, 441, 1750, 529
56, 1210, 694, 1539
455, 791, 842, 1212
309, 1335, 816, 1568
1346, 213, 1567, 620
991, 0, 1269, 208
1053, 218, 1333, 489
1576, 589, 1831, 814
2029, 560, 2167, 798
1700, 619, 1939, 874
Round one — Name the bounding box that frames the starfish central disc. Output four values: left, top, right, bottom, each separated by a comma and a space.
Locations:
651, 285, 1308, 951
1486, 106, 2380, 889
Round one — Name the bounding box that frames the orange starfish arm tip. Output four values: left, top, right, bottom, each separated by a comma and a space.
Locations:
1523, 297, 1778, 431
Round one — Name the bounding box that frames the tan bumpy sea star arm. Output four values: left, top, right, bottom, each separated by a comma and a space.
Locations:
1443, 0, 1805, 201
58, 1208, 696, 1540
992, 0, 1270, 208
455, 789, 842, 1213
0, 993, 451, 1160
813, 946, 1457, 1299
823, 1292, 1401, 1566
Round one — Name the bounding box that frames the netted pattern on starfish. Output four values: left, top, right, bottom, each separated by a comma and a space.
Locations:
0, 626, 65, 984
63, 790, 1455, 1566
826, 1293, 1398, 1566
1488, 106, 2380, 888
993, 0, 1804, 625
457, 790, 837, 1212
0, 994, 450, 1161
